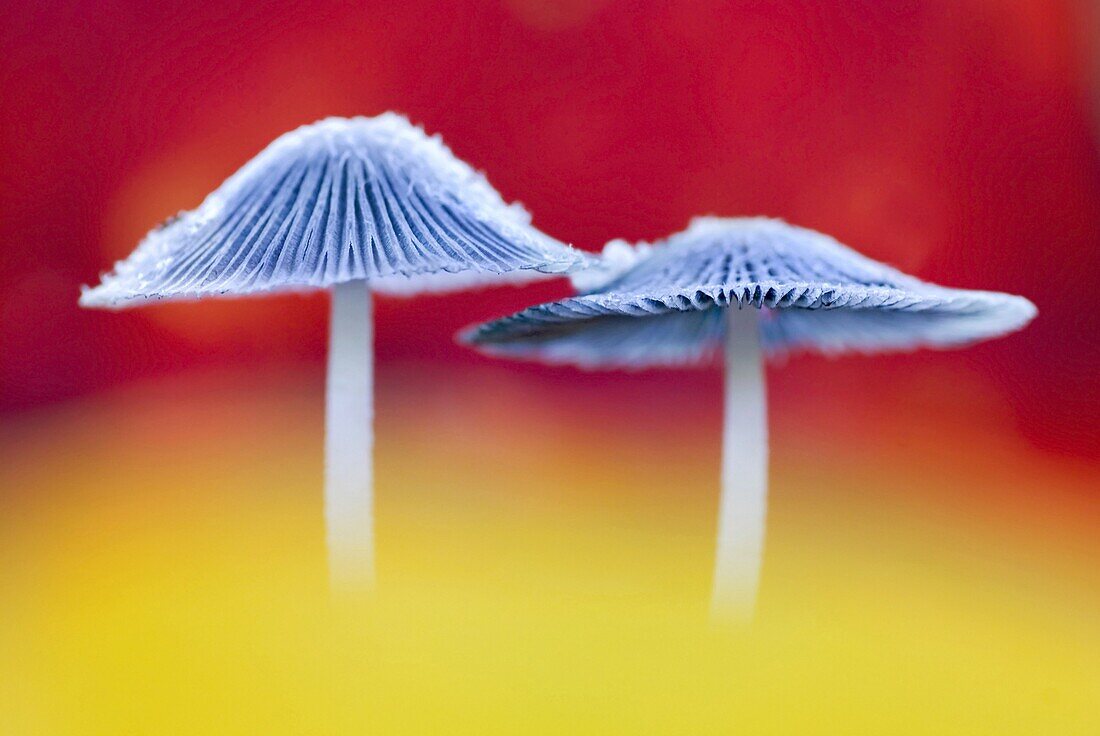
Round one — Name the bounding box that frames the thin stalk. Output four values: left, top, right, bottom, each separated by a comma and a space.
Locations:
711, 306, 768, 622
324, 280, 375, 591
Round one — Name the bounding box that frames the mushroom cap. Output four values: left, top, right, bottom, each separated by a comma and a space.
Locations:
80, 114, 590, 308
462, 217, 1037, 368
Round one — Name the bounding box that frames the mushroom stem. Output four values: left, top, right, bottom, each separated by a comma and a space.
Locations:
324, 279, 375, 591
711, 306, 768, 622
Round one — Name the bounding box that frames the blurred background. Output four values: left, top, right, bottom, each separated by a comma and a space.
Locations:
2, 1, 1098, 733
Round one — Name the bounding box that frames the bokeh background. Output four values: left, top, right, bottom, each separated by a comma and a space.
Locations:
2, 1, 1098, 733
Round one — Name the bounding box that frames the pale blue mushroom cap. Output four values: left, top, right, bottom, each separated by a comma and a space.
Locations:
463, 217, 1037, 368
80, 114, 590, 308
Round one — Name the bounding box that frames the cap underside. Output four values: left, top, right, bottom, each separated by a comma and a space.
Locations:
464, 219, 1037, 367
81, 115, 588, 309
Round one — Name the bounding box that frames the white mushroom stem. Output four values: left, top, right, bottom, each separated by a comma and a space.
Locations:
324, 280, 375, 591
711, 306, 768, 623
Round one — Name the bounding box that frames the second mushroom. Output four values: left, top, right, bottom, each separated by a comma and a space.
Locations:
463, 217, 1036, 622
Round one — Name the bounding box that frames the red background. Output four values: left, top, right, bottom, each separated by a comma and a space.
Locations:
1, 0, 1098, 460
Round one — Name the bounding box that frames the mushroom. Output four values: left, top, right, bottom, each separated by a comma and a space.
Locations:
462, 217, 1036, 621
81, 114, 591, 591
